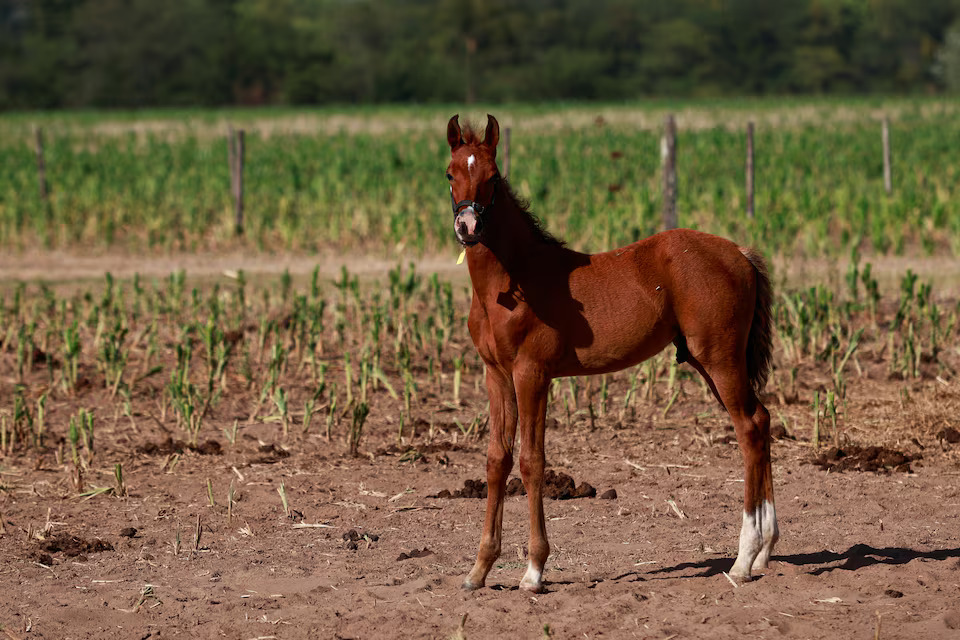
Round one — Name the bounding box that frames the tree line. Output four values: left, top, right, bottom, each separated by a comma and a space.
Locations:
2, 0, 960, 109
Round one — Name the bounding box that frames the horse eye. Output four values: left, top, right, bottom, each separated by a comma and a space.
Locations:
446, 173, 453, 181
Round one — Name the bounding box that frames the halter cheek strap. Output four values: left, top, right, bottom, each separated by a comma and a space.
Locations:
451, 175, 499, 217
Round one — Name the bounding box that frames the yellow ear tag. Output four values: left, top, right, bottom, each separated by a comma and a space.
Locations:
457, 249, 466, 265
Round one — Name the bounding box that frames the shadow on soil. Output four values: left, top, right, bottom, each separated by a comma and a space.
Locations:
646, 544, 960, 579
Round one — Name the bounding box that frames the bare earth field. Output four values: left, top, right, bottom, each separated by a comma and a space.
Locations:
2, 250, 960, 291
1, 254, 959, 640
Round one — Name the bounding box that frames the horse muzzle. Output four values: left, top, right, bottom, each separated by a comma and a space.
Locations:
455, 208, 483, 246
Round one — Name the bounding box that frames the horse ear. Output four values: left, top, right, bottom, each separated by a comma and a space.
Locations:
484, 114, 500, 150
447, 115, 462, 150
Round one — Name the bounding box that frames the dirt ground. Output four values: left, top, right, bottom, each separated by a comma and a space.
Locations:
1, 255, 960, 640
2, 249, 960, 293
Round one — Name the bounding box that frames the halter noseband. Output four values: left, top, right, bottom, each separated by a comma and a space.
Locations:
451, 175, 500, 218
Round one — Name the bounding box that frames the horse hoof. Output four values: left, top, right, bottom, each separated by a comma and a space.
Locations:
462, 578, 483, 591
520, 580, 545, 594
726, 571, 753, 586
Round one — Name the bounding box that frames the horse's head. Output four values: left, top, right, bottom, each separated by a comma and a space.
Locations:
446, 114, 500, 247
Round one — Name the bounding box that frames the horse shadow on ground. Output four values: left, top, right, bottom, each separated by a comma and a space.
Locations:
638, 543, 960, 581
524, 545, 960, 592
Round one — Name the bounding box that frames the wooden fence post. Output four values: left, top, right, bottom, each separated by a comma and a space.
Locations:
34, 127, 48, 205
502, 126, 511, 180
882, 117, 892, 196
746, 121, 755, 219
233, 129, 245, 236
661, 114, 677, 230
227, 124, 237, 200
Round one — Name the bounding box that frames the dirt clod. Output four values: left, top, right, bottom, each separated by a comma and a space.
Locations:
137, 437, 222, 456
396, 548, 433, 561
253, 443, 291, 463
223, 328, 245, 346
194, 440, 223, 455
884, 589, 904, 598
38, 534, 114, 557
432, 479, 487, 499
31, 346, 55, 365
342, 529, 380, 550
434, 472, 596, 500
809, 446, 919, 473
543, 470, 596, 499
600, 489, 618, 500
342, 529, 379, 543
936, 427, 960, 444
119, 527, 138, 538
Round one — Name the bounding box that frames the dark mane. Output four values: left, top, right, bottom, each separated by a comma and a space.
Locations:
499, 178, 566, 248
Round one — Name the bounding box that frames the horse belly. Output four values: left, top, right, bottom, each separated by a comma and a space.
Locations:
561, 301, 675, 376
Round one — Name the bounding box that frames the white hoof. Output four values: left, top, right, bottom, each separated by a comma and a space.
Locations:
520, 562, 545, 593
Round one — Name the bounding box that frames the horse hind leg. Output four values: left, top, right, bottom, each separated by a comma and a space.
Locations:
733, 406, 778, 573
693, 356, 778, 581
729, 387, 777, 579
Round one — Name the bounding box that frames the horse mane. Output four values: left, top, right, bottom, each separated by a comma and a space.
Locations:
499, 178, 566, 248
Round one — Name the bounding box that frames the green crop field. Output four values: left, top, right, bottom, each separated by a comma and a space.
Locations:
0, 98, 959, 258
0, 257, 956, 460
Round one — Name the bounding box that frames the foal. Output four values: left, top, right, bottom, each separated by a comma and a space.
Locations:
447, 114, 777, 593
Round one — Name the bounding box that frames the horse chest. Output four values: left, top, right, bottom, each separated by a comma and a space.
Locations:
468, 298, 552, 368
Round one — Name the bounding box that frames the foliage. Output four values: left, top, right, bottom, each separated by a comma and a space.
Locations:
933, 21, 960, 92
3, 0, 960, 108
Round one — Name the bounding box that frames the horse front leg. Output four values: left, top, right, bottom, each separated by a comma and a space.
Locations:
463, 367, 518, 590
515, 367, 550, 593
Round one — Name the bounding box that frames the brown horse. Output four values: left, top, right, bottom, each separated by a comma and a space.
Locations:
447, 114, 777, 593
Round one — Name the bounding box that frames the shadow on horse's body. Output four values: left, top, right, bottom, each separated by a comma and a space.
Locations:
447, 114, 777, 593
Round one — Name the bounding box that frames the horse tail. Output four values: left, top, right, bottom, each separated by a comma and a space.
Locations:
739, 247, 773, 394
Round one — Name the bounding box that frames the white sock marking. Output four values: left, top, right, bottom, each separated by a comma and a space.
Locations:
521, 560, 542, 587
753, 499, 779, 570
731, 500, 777, 578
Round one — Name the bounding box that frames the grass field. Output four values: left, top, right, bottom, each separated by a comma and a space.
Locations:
1, 98, 958, 257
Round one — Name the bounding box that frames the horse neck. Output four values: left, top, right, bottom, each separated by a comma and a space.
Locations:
466, 196, 549, 293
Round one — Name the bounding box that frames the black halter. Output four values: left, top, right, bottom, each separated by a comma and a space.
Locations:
451, 175, 499, 218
